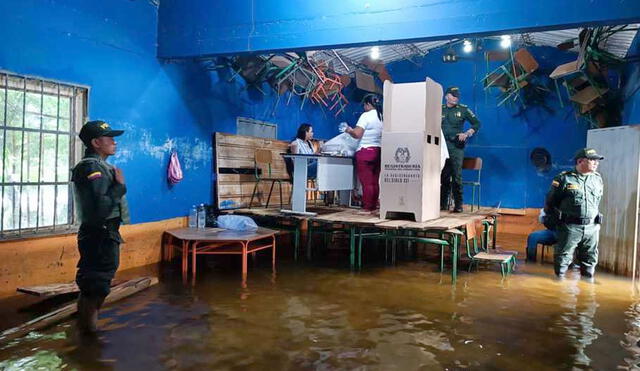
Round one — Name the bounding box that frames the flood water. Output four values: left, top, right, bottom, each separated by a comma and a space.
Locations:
2, 238, 640, 370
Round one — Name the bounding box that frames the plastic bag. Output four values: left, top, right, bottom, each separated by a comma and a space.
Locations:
217, 215, 258, 231
440, 129, 449, 171
321, 132, 359, 157
168, 151, 183, 184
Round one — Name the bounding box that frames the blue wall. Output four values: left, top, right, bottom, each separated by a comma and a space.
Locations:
623, 32, 640, 124
0, 0, 341, 224
158, 0, 640, 58
387, 43, 589, 208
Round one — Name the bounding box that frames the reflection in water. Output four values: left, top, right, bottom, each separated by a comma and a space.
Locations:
622, 301, 640, 369
0, 260, 637, 369
557, 275, 601, 367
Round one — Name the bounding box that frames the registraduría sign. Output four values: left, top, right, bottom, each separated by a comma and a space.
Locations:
383, 147, 421, 184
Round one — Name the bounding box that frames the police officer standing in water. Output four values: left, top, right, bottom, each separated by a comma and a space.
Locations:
544, 148, 604, 280
440, 86, 481, 213
72, 120, 129, 334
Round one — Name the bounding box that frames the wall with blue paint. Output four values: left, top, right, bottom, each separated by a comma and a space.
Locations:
158, 0, 640, 58
0, 0, 342, 224
623, 32, 640, 124
387, 42, 590, 208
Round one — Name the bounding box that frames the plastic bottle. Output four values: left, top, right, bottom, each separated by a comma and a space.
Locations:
188, 205, 197, 228
197, 204, 206, 228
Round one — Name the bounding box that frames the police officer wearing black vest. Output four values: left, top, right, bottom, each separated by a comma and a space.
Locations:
72, 120, 129, 334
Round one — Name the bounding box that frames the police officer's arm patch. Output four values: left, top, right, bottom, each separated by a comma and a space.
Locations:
87, 171, 102, 181
551, 180, 559, 187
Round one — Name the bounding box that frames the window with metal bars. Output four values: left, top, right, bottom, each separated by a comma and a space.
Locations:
0, 71, 87, 239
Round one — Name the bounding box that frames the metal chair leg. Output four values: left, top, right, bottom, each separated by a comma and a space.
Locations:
249, 181, 260, 208
278, 180, 284, 209
265, 180, 276, 208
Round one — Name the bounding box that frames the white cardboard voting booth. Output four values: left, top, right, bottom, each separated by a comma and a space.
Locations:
380, 78, 444, 222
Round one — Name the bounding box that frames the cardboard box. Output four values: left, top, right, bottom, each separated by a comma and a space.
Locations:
380, 78, 443, 222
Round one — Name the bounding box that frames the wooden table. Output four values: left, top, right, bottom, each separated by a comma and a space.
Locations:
308, 209, 499, 282
163, 227, 277, 283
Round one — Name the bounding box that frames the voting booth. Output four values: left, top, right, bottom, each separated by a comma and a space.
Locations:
380, 78, 444, 222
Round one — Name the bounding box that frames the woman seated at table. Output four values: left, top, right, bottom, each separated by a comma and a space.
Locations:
289, 123, 319, 178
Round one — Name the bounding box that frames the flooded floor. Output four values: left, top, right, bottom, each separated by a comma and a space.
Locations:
2, 235, 640, 370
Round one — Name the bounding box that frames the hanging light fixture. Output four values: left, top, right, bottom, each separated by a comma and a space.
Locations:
500, 35, 512, 49
371, 46, 380, 59
463, 40, 473, 53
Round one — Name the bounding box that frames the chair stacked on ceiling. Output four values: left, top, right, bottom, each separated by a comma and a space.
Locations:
218, 52, 349, 117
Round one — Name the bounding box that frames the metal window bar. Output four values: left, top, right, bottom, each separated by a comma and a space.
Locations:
1, 73, 7, 235
18, 76, 26, 235
35, 79, 44, 233
0, 72, 86, 238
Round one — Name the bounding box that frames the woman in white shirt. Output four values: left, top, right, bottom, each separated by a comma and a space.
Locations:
290, 123, 319, 178
342, 94, 383, 214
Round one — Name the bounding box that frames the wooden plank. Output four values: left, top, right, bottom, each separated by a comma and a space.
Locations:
17, 280, 123, 297
0, 276, 158, 344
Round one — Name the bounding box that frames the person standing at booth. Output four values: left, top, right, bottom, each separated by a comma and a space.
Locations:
440, 86, 481, 213
341, 94, 383, 215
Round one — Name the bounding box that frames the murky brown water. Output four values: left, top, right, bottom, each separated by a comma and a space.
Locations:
2, 242, 640, 370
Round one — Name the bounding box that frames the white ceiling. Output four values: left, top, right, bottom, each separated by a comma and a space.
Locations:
309, 25, 638, 74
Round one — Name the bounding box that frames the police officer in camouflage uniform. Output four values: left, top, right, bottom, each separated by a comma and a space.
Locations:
72, 120, 129, 333
544, 148, 604, 279
440, 87, 481, 213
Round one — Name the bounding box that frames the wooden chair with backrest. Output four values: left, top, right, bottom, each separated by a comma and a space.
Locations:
465, 221, 516, 277
249, 149, 289, 209
462, 157, 482, 211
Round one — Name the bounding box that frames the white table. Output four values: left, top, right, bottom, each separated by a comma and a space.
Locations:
281, 153, 354, 215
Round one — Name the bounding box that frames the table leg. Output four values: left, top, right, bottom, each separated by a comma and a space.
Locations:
272, 235, 276, 272
291, 157, 308, 213
242, 242, 248, 280
192, 241, 198, 282
182, 240, 189, 280
492, 216, 498, 249
358, 228, 363, 270
451, 234, 458, 283
349, 226, 356, 269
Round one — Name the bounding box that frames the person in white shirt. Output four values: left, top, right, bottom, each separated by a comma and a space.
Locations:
289, 123, 319, 178
341, 94, 383, 214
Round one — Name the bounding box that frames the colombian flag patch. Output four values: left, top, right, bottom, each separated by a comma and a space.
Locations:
87, 171, 102, 180
551, 180, 559, 187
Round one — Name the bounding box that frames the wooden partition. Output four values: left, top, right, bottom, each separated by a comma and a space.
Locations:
214, 132, 292, 210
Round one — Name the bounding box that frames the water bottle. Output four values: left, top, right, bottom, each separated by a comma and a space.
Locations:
188, 205, 197, 228
197, 204, 206, 229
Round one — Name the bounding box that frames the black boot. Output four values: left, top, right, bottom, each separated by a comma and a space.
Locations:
440, 190, 450, 211
452, 183, 463, 213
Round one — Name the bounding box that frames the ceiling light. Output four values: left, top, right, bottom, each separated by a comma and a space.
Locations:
500, 35, 512, 48
370, 46, 380, 59
463, 40, 473, 53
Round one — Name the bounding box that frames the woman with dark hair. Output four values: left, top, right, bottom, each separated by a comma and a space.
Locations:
341, 94, 383, 215
289, 123, 319, 178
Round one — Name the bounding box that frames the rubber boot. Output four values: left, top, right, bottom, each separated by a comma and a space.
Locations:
77, 294, 100, 334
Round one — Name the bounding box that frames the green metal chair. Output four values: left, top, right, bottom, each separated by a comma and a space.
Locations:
465, 221, 516, 277
462, 157, 482, 212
